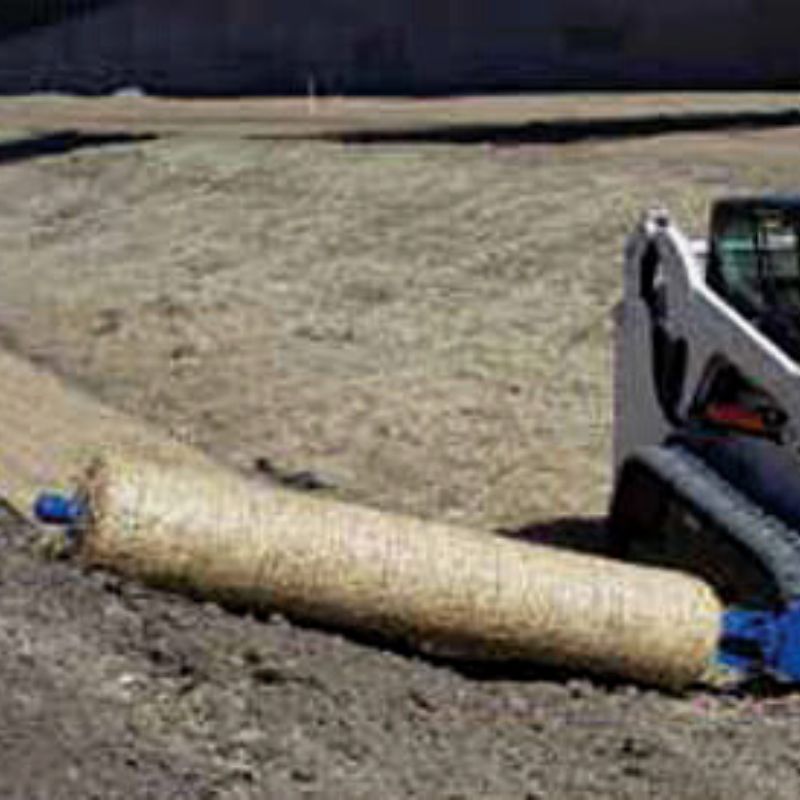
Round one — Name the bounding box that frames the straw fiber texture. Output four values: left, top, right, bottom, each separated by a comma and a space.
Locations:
82, 455, 722, 689
0, 348, 211, 518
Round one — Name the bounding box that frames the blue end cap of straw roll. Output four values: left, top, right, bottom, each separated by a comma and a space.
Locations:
717, 602, 800, 683
34, 492, 86, 530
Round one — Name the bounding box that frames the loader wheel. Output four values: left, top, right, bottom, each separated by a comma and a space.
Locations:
609, 445, 800, 609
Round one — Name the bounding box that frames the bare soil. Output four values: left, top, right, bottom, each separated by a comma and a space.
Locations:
5, 506, 800, 800
3, 96, 800, 796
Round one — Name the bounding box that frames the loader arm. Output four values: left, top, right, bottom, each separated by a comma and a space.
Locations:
616, 209, 800, 469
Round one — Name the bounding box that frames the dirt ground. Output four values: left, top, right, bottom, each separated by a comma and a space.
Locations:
4, 95, 800, 796
5, 503, 800, 800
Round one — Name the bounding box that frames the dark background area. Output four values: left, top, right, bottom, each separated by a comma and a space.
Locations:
0, 0, 799, 95
0, 0, 113, 38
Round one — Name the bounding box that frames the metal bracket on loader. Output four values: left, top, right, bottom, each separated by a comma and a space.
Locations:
35, 492, 87, 540
718, 603, 800, 683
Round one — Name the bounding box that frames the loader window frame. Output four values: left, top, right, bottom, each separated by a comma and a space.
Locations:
709, 203, 800, 358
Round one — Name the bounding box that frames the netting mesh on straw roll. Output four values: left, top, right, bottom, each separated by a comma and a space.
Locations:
81, 455, 722, 689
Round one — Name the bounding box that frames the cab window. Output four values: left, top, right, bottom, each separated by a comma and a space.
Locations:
712, 210, 800, 319
712, 214, 764, 318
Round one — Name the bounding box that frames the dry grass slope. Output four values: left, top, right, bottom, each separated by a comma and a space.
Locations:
2, 119, 800, 530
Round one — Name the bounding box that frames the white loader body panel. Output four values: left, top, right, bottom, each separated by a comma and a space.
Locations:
614, 210, 800, 524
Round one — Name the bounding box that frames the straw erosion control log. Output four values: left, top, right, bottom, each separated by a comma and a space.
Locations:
76, 454, 722, 689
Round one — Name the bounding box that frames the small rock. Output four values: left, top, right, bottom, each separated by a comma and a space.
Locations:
408, 687, 437, 712
252, 664, 289, 685
253, 458, 337, 491
91, 309, 124, 337
290, 766, 315, 784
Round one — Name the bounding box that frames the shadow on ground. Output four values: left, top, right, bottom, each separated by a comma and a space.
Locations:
324, 108, 800, 146
497, 514, 610, 554
0, 130, 157, 165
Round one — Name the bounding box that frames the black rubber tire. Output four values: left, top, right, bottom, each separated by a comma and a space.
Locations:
609, 444, 800, 608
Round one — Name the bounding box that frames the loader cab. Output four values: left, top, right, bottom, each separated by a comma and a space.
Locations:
708, 196, 800, 360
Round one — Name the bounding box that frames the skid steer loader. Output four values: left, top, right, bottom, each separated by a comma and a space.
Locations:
610, 196, 800, 611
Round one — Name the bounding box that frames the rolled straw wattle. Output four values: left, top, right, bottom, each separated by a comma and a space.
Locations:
79, 454, 722, 689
